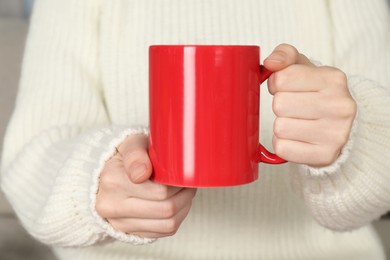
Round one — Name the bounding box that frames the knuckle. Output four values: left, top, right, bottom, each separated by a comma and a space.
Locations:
160, 201, 177, 218
163, 218, 179, 234
332, 98, 357, 119
341, 130, 351, 145
271, 71, 285, 92
343, 99, 357, 118
152, 184, 170, 200
273, 138, 285, 157
99, 171, 121, 191
333, 130, 349, 148
333, 69, 347, 85
288, 48, 300, 62
99, 170, 111, 185
273, 118, 286, 138
272, 93, 285, 116
322, 67, 347, 87
277, 43, 299, 59
95, 199, 114, 217
320, 147, 339, 166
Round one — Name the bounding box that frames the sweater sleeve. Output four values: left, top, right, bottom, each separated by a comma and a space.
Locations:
290, 0, 390, 231
0, 0, 154, 246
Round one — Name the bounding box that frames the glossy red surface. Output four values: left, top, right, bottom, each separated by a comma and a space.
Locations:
149, 45, 286, 188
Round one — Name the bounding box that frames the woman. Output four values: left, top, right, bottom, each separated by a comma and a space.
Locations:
1, 0, 390, 259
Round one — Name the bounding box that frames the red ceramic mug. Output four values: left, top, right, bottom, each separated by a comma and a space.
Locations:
148, 45, 286, 188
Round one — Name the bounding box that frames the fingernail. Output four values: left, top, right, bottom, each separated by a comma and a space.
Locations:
267, 52, 285, 63
130, 162, 146, 181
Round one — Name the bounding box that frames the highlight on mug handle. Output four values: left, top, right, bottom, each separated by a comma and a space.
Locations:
257, 65, 287, 164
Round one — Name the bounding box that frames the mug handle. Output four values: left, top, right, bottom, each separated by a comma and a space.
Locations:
257, 65, 287, 164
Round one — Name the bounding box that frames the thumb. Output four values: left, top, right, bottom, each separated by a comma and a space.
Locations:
120, 134, 153, 184
128, 160, 152, 184
264, 43, 313, 71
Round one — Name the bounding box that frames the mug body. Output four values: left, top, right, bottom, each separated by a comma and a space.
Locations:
149, 45, 262, 187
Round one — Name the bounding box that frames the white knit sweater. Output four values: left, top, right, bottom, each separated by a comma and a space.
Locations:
1, 0, 390, 259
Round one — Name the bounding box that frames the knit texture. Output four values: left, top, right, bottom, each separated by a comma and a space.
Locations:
1, 0, 389, 259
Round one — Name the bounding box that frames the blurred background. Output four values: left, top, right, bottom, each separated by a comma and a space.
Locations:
0, 1, 56, 259
0, 0, 389, 259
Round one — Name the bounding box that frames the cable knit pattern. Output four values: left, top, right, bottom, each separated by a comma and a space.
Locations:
1, 0, 389, 259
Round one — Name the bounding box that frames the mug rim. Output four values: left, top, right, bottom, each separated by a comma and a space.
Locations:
149, 44, 260, 49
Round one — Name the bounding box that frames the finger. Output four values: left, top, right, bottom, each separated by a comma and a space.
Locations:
96, 184, 184, 219
126, 182, 183, 201
268, 65, 348, 95
272, 92, 325, 119
274, 117, 341, 145
109, 204, 192, 237
107, 188, 197, 219
119, 134, 153, 183
273, 136, 340, 167
267, 64, 324, 95
264, 43, 314, 71
274, 118, 317, 144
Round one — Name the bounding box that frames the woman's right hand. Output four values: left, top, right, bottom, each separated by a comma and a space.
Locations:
96, 134, 197, 238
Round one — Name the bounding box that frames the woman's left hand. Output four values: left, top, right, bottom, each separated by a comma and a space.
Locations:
264, 44, 357, 167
